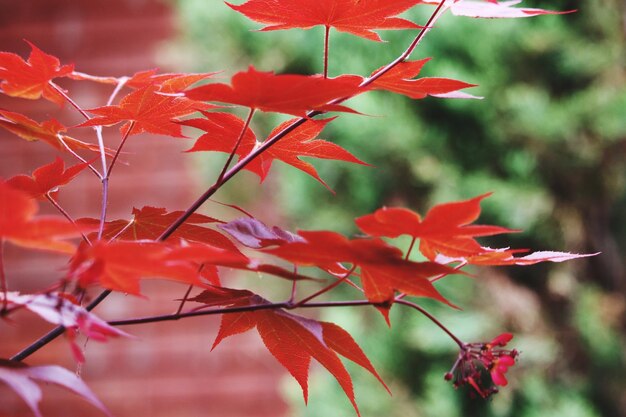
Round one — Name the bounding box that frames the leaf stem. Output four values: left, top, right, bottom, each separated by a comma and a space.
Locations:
405, 237, 417, 260
50, 82, 91, 121
0, 240, 7, 313
293, 265, 357, 306
106, 121, 135, 179
395, 298, 464, 348
323, 25, 330, 78
11, 1, 450, 361
216, 108, 255, 184
56, 134, 101, 178
45, 193, 91, 245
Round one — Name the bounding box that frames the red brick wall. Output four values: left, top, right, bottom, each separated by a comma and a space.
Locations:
0, 1, 289, 416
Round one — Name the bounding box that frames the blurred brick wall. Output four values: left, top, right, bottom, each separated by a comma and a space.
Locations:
0, 1, 289, 416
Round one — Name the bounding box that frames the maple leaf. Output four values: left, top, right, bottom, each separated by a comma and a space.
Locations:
67, 240, 202, 294
434, 248, 598, 266
265, 230, 460, 306
0, 181, 86, 253
181, 111, 368, 188
228, 0, 424, 41
184, 66, 363, 117
78, 85, 214, 137
356, 193, 516, 260
0, 41, 73, 106
1, 292, 131, 362
190, 286, 389, 415
420, 0, 574, 18
0, 109, 105, 154
0, 360, 111, 417
369, 58, 479, 99
448, 0, 575, 18
78, 206, 235, 250
124, 69, 218, 93
218, 217, 304, 248
7, 157, 90, 199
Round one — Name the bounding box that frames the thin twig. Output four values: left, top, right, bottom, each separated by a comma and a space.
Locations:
45, 194, 91, 245
0, 240, 7, 313
323, 25, 330, 78
106, 121, 134, 179
216, 108, 255, 184
11, 2, 450, 362
395, 298, 464, 348
294, 265, 357, 306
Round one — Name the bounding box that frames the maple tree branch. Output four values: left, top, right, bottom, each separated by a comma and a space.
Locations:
50, 82, 91, 121
10, 0, 450, 362
216, 108, 255, 184
323, 25, 330, 78
405, 237, 417, 260
106, 121, 134, 179
56, 135, 101, 178
106, 77, 128, 106
175, 284, 195, 316
45, 193, 91, 245
0, 240, 7, 313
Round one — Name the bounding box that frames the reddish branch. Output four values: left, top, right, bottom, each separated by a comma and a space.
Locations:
10, 1, 448, 363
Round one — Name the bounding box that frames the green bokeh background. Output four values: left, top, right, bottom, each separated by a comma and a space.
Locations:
165, 1, 625, 416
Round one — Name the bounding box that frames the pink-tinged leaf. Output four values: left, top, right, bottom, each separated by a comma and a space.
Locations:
449, 0, 575, 18
228, 0, 423, 41
0, 41, 74, 105
184, 66, 363, 117
78, 85, 214, 137
219, 217, 304, 248
434, 247, 598, 266
369, 59, 477, 99
0, 109, 107, 154
7, 157, 90, 199
0, 360, 111, 417
1, 292, 131, 362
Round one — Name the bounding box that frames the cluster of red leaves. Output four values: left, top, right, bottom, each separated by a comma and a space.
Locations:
0, 1, 583, 415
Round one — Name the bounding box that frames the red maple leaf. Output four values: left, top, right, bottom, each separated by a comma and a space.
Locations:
124, 69, 218, 93
0, 109, 105, 154
356, 193, 515, 260
369, 58, 478, 99
265, 230, 460, 306
67, 240, 202, 294
0, 181, 86, 253
78, 85, 214, 137
181, 111, 368, 188
7, 157, 90, 199
228, 0, 424, 41
78, 206, 235, 250
184, 66, 363, 117
0, 41, 73, 105
189, 286, 389, 415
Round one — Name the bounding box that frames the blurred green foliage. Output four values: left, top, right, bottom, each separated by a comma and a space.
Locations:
169, 1, 625, 416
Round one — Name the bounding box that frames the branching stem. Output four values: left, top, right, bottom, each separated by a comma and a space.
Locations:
11, 1, 449, 362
